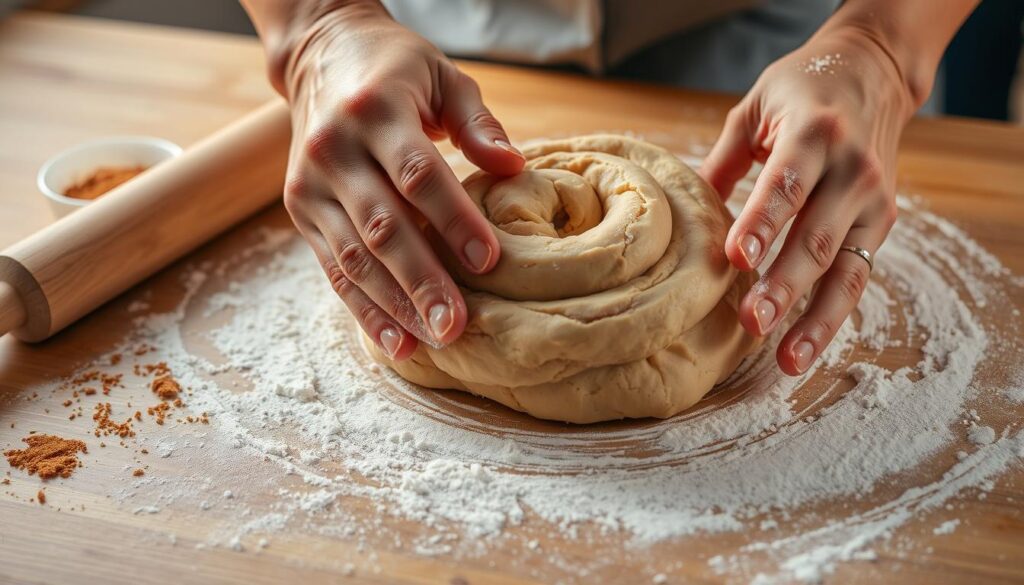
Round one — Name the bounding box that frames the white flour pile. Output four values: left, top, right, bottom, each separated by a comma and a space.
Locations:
55, 152, 1024, 583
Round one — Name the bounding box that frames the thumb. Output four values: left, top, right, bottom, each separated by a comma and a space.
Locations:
440, 66, 525, 176
699, 105, 755, 200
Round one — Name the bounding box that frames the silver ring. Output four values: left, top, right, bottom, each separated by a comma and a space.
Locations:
839, 245, 873, 272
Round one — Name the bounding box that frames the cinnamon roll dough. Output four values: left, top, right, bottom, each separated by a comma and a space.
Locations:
365, 135, 760, 423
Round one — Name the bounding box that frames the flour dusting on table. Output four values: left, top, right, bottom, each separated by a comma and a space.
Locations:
28, 151, 1024, 584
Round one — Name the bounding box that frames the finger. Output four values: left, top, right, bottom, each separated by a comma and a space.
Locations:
313, 198, 424, 341
438, 64, 525, 176
303, 221, 419, 361
776, 224, 886, 375
366, 109, 501, 275
738, 172, 861, 339
326, 160, 468, 346
725, 128, 829, 271
699, 103, 755, 201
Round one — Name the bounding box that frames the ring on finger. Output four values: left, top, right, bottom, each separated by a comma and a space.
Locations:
838, 245, 873, 272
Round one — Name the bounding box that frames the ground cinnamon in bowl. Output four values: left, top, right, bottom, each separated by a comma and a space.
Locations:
64, 165, 146, 200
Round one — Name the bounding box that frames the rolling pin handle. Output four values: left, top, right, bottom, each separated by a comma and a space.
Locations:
0, 282, 27, 337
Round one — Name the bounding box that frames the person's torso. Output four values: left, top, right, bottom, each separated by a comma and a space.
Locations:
381, 0, 760, 73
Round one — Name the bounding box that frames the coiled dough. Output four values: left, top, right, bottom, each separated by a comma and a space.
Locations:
365, 135, 761, 423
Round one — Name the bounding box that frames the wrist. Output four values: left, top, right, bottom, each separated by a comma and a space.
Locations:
820, 23, 927, 119
813, 0, 978, 112
814, 19, 934, 113
244, 0, 389, 97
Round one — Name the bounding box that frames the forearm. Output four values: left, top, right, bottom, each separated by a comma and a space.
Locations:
240, 0, 387, 95
815, 0, 979, 108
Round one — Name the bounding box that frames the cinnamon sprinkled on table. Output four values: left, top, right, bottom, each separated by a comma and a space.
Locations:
3, 434, 87, 479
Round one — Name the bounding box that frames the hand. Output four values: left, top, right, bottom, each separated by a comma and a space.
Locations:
274, 3, 525, 360
700, 27, 920, 375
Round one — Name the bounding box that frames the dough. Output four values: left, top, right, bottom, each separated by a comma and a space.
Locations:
365, 135, 760, 423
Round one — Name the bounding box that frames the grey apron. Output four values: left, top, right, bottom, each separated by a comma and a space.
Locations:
382, 0, 841, 94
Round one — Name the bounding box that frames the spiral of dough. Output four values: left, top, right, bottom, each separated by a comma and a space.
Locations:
366, 135, 760, 423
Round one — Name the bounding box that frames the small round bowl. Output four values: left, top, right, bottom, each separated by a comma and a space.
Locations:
37, 136, 183, 218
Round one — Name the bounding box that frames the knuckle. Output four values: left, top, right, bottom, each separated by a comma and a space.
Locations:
767, 167, 804, 210
325, 262, 353, 297
724, 105, 745, 127
356, 302, 382, 329
802, 316, 838, 340
362, 207, 401, 255
804, 111, 844, 145
389, 292, 419, 325
454, 69, 483, 95
406, 273, 442, 305
860, 158, 884, 191
453, 104, 502, 148
337, 241, 375, 284
283, 175, 310, 212
855, 153, 884, 191
770, 277, 798, 307
882, 200, 899, 229
462, 109, 501, 135
397, 149, 440, 201
441, 211, 469, 239
304, 122, 343, 168
835, 262, 870, 304
800, 226, 838, 271
338, 83, 388, 118
448, 68, 483, 100
746, 206, 781, 237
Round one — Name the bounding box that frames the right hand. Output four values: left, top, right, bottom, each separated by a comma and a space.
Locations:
276, 2, 525, 360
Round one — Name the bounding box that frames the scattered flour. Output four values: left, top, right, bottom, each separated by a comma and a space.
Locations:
802, 53, 843, 75
933, 519, 960, 535
1006, 386, 1024, 404
968, 425, 996, 446
41, 152, 1023, 583
127, 300, 150, 313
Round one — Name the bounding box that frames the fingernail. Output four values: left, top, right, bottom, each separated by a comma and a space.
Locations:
379, 327, 401, 358
793, 340, 815, 372
754, 298, 777, 335
464, 238, 492, 272
494, 139, 524, 158
428, 303, 453, 341
740, 234, 762, 266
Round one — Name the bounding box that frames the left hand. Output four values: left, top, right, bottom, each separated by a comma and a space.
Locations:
700, 27, 919, 375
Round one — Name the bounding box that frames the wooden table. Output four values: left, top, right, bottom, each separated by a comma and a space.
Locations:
1, 11, 1023, 585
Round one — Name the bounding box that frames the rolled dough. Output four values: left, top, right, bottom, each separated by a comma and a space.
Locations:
365, 135, 760, 423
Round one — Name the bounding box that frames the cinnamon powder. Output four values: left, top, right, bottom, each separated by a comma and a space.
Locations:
3, 434, 87, 479
151, 374, 180, 400
147, 402, 171, 425
64, 166, 146, 200
93, 402, 135, 438
65, 370, 122, 396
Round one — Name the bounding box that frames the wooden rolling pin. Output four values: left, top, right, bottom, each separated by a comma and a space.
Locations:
0, 100, 292, 342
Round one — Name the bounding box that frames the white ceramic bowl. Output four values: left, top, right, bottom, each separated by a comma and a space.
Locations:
37, 136, 182, 217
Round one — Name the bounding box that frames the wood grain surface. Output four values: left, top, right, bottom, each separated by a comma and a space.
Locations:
1, 11, 1023, 585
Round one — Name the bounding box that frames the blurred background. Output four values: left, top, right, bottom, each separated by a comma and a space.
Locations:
3, 0, 1022, 123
